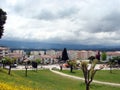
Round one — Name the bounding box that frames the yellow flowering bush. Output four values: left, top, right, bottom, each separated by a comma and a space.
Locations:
0, 82, 33, 90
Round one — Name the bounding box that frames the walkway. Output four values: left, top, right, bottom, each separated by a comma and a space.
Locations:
50, 69, 120, 87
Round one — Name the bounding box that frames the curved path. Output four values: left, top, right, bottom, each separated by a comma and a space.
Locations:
50, 68, 120, 87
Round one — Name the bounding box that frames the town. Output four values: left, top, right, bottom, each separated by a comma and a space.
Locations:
0, 46, 120, 65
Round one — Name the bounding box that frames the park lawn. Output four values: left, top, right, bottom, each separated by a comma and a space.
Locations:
60, 69, 120, 83
0, 69, 119, 90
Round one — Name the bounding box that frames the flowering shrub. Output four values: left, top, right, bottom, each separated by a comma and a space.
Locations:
0, 82, 33, 90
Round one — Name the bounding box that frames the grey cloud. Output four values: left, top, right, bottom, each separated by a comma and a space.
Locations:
32, 10, 56, 20
82, 11, 120, 33
102, 11, 120, 31
1, 0, 120, 46
13, 5, 23, 13
31, 7, 79, 20
58, 7, 79, 18
9, 0, 80, 20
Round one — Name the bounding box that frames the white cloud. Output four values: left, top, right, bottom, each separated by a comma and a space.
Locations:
1, 0, 120, 46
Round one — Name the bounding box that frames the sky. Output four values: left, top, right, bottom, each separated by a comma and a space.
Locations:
0, 0, 120, 46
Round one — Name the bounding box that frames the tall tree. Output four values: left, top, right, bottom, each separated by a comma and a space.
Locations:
62, 48, 69, 62
0, 8, 7, 38
101, 51, 107, 61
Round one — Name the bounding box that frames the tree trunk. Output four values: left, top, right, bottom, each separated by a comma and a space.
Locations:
110, 64, 112, 73
3, 63, 5, 68
60, 65, 62, 71
70, 65, 73, 73
86, 83, 90, 90
25, 67, 27, 77
8, 65, 11, 75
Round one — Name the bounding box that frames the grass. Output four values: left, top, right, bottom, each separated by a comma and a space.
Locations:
60, 69, 120, 83
0, 69, 119, 90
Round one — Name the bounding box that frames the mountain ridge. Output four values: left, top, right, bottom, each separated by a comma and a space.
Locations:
0, 40, 119, 50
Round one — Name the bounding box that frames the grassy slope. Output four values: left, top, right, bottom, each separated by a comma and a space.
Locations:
60, 70, 120, 83
0, 69, 119, 90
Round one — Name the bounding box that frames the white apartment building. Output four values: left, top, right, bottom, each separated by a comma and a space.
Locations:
106, 51, 120, 60
30, 50, 45, 55
79, 50, 88, 60
31, 51, 40, 55
0, 46, 10, 58
79, 50, 100, 60
67, 50, 78, 60
39, 51, 45, 55
56, 51, 62, 58
46, 50, 56, 56
88, 50, 96, 57
13, 50, 26, 55
32, 55, 57, 64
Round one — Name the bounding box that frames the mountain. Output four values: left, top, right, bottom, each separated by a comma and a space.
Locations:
0, 40, 119, 50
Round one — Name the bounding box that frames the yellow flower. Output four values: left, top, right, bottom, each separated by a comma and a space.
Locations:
0, 82, 33, 90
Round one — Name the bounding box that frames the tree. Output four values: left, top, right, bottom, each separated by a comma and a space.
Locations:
101, 52, 107, 61
59, 63, 63, 71
4, 57, 16, 75
88, 56, 95, 63
23, 60, 29, 77
26, 51, 31, 57
67, 60, 77, 73
23, 58, 31, 77
109, 56, 120, 72
32, 59, 41, 72
96, 51, 100, 60
62, 48, 69, 62
80, 59, 104, 90
2, 58, 6, 68
0, 8, 7, 38
109, 58, 114, 73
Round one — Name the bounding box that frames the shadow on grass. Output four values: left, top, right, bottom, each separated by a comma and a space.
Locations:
70, 71, 76, 73
107, 70, 119, 74
90, 84, 103, 89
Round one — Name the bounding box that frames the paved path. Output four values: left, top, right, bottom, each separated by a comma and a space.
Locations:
50, 68, 120, 87
11, 64, 120, 87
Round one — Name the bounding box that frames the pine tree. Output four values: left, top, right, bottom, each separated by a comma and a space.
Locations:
62, 48, 69, 62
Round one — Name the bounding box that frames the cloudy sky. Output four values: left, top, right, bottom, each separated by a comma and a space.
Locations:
0, 0, 120, 46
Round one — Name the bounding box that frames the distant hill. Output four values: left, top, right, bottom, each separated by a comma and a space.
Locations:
0, 40, 119, 51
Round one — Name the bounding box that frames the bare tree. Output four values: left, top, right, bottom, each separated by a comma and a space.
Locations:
23, 59, 30, 77
80, 59, 104, 90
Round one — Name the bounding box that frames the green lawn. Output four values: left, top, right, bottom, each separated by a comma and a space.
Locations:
60, 69, 120, 83
0, 69, 120, 90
